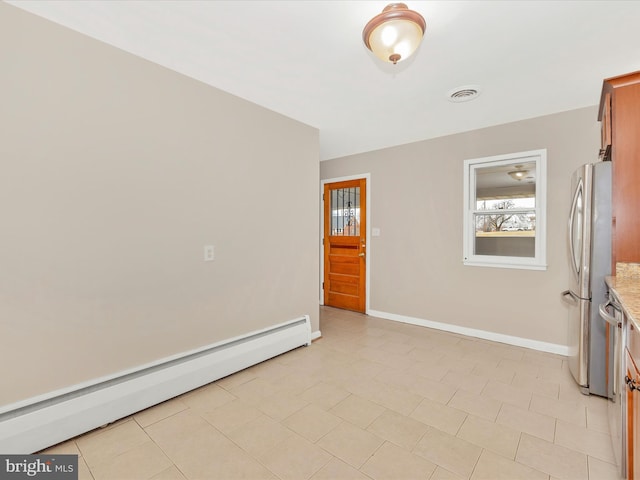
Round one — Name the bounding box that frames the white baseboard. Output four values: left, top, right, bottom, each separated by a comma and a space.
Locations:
0, 315, 311, 454
311, 330, 322, 341
368, 309, 569, 356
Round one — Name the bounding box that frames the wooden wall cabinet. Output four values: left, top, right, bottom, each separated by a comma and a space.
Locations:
599, 71, 640, 269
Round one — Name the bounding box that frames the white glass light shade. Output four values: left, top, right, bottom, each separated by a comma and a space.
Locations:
363, 3, 426, 64
508, 170, 529, 181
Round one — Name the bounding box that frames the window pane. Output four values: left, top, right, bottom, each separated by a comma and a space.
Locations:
474, 212, 536, 233
330, 187, 360, 236
474, 213, 536, 257
475, 160, 536, 207
476, 197, 535, 210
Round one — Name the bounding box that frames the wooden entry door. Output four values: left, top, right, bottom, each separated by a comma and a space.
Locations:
323, 178, 366, 313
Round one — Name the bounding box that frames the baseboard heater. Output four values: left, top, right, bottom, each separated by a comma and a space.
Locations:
0, 315, 311, 454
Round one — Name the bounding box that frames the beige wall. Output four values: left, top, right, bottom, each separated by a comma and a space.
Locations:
321, 106, 601, 347
0, 3, 319, 406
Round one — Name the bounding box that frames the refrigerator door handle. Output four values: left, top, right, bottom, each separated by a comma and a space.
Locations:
561, 289, 580, 305
568, 179, 582, 278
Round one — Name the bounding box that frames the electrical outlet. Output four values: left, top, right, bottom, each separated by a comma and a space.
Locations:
204, 245, 215, 261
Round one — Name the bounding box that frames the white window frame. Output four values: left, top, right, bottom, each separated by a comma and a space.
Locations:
463, 149, 547, 270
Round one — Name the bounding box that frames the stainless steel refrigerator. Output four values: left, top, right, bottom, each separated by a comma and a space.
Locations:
562, 161, 612, 397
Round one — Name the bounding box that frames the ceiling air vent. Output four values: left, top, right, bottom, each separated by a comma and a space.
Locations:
447, 85, 481, 103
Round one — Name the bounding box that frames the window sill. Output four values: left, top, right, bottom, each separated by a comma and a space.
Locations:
463, 259, 547, 271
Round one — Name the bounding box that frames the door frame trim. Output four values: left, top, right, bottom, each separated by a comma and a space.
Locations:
320, 173, 371, 313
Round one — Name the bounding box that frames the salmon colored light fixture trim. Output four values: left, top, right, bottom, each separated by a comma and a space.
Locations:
362, 3, 426, 64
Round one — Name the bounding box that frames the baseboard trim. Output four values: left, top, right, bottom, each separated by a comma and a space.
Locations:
367, 309, 569, 356
311, 330, 322, 341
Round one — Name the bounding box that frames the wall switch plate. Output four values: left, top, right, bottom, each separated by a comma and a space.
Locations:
204, 245, 215, 261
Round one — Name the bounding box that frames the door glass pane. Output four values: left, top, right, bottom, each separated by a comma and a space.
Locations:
331, 187, 360, 236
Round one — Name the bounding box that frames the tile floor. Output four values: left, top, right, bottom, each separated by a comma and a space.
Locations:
43, 307, 623, 480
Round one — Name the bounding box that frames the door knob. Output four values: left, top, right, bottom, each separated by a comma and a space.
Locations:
359, 253, 365, 257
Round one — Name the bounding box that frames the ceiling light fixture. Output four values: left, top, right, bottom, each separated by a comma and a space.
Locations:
362, 3, 426, 65
508, 166, 530, 181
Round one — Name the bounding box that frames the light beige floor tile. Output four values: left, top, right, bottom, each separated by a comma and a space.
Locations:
258, 434, 332, 480
282, 403, 342, 442
133, 398, 188, 428
413, 427, 482, 478
470, 449, 548, 480
357, 346, 415, 370
441, 370, 489, 395
354, 335, 388, 348
587, 456, 621, 480
201, 398, 263, 434
378, 340, 415, 355
447, 389, 502, 421
512, 372, 560, 399
554, 420, 616, 464
256, 391, 310, 421
481, 379, 532, 409
309, 458, 371, 480
405, 361, 450, 382
226, 414, 294, 458
499, 358, 541, 377
496, 403, 556, 442
410, 397, 467, 435
404, 374, 457, 404
227, 377, 279, 405
522, 351, 564, 370
437, 355, 478, 375
585, 397, 611, 434
457, 415, 521, 459
530, 394, 587, 427
78, 458, 94, 480
152, 415, 276, 480
149, 466, 187, 480
299, 381, 351, 410
271, 371, 322, 396
429, 466, 466, 480
216, 367, 258, 390
40, 439, 82, 456
247, 359, 295, 382
367, 409, 429, 450
329, 393, 386, 429
515, 433, 588, 480
62, 308, 621, 480
76, 419, 151, 469
90, 441, 172, 480
348, 359, 396, 380
408, 346, 446, 364
472, 364, 517, 384
347, 378, 423, 416
316, 421, 384, 468
180, 383, 236, 412
144, 409, 211, 449
361, 441, 436, 480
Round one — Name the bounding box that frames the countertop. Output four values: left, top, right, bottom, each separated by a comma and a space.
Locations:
606, 275, 640, 327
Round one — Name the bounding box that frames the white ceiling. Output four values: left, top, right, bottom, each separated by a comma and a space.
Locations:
8, 1, 640, 160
